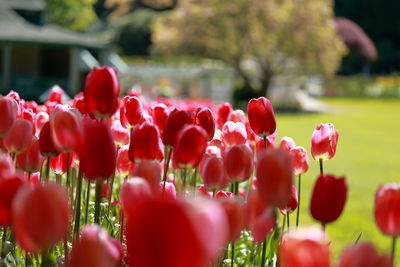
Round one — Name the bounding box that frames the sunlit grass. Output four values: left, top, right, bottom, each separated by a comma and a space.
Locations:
276, 98, 400, 264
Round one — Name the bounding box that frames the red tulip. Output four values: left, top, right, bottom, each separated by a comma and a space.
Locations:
279, 136, 296, 151
120, 178, 153, 218
15, 136, 44, 173
116, 145, 135, 177
126, 198, 227, 267
256, 149, 293, 207
310, 174, 347, 224
111, 120, 129, 146
0, 96, 18, 137
255, 132, 276, 152
223, 144, 253, 182
79, 117, 116, 180
247, 97, 276, 137
374, 184, 400, 236
338, 242, 392, 267
160, 182, 176, 200
49, 105, 81, 152
290, 146, 309, 175
216, 190, 234, 199
246, 189, 275, 243
279, 185, 298, 216
133, 160, 162, 195
12, 183, 70, 253
38, 122, 59, 157
200, 156, 226, 191
34, 111, 49, 134
48, 85, 64, 104
50, 152, 73, 175
69, 225, 122, 267
227, 109, 246, 123
279, 227, 330, 267
152, 103, 169, 131
216, 102, 233, 128
218, 197, 246, 242
0, 152, 13, 176
195, 108, 215, 141
120, 96, 144, 129
161, 109, 191, 147
222, 121, 247, 147
4, 118, 33, 155
129, 122, 163, 162
72, 92, 88, 115
84, 66, 120, 119
173, 125, 208, 169
0, 172, 25, 226
311, 123, 339, 161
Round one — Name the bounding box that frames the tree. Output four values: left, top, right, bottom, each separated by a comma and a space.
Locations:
45, 0, 97, 31
151, 0, 346, 96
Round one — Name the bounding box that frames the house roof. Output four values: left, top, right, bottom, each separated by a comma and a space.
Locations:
0, 3, 108, 49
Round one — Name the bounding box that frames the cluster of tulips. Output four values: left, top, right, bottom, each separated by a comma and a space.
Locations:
0, 66, 398, 267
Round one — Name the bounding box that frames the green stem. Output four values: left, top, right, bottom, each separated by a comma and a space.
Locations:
56, 174, 61, 185
94, 180, 102, 225
392, 236, 397, 264
322, 222, 326, 232
260, 238, 267, 267
263, 136, 267, 149
287, 213, 290, 228
162, 147, 172, 198
41, 250, 53, 267
1, 227, 7, 258
63, 235, 68, 264
296, 174, 301, 227
234, 182, 239, 196
231, 242, 235, 267
28, 172, 31, 182
182, 168, 187, 192
282, 215, 286, 232
73, 168, 83, 239
319, 159, 324, 175
84, 180, 91, 224
106, 171, 116, 219
192, 168, 198, 188
45, 157, 50, 182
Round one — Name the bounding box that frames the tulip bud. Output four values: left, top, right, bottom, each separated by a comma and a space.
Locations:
195, 108, 215, 141
120, 96, 144, 129
15, 136, 44, 173
35, 111, 49, 135
69, 225, 122, 267
338, 242, 392, 267
0, 172, 25, 226
48, 85, 64, 104
133, 160, 162, 195
79, 117, 116, 180
279, 227, 330, 267
279, 136, 296, 151
246, 189, 275, 243
311, 123, 339, 161
256, 149, 293, 207
200, 156, 226, 191
290, 146, 309, 175
111, 120, 129, 146
310, 174, 347, 224
50, 152, 73, 175
227, 109, 246, 123
116, 145, 135, 177
4, 118, 33, 155
161, 109, 191, 147
216, 102, 232, 128
38, 122, 59, 158
247, 97, 276, 137
222, 121, 247, 147
173, 125, 208, 169
84, 66, 120, 119
12, 184, 70, 253
279, 185, 298, 216
0, 96, 18, 137
49, 105, 81, 152
223, 144, 253, 183
374, 184, 400, 236
152, 103, 169, 132
72, 93, 88, 115
129, 122, 163, 162
160, 182, 176, 200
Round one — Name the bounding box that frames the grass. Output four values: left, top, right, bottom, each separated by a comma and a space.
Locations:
275, 98, 400, 264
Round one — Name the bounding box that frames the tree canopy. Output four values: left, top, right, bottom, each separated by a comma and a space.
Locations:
152, 0, 346, 95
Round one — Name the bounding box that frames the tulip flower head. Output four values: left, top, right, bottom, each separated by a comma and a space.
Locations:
222, 121, 247, 147
374, 183, 400, 236
311, 123, 339, 161
15, 136, 44, 173
223, 144, 254, 183
4, 118, 33, 155
247, 97, 276, 137
0, 96, 18, 137
290, 146, 309, 175
120, 96, 144, 129
338, 242, 392, 267
84, 66, 120, 119
129, 122, 163, 162
279, 136, 296, 151
195, 107, 216, 141
310, 174, 348, 224
279, 227, 330, 267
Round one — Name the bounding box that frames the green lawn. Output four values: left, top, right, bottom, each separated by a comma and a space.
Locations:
275, 98, 400, 263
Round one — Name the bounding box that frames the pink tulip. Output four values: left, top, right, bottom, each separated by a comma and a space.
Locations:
290, 146, 309, 175
223, 144, 253, 183
120, 178, 153, 218
15, 136, 44, 173
222, 121, 247, 147
279, 136, 296, 151
4, 118, 33, 155
311, 123, 339, 161
0, 96, 18, 137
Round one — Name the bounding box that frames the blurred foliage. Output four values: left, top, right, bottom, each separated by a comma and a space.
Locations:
335, 0, 400, 74
45, 0, 98, 31
324, 75, 400, 97
152, 0, 346, 96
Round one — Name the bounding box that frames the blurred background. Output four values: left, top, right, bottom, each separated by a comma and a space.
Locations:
1, 0, 400, 262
